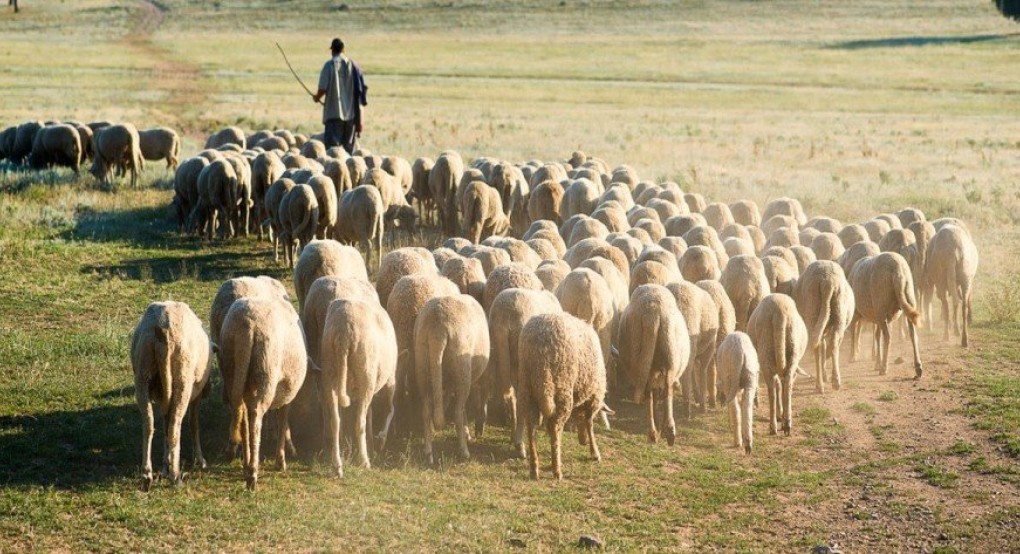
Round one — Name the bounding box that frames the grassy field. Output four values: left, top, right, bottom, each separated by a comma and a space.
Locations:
2, 0, 1020, 550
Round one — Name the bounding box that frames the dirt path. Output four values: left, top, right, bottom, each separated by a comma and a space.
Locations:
122, 0, 209, 140
778, 330, 1020, 551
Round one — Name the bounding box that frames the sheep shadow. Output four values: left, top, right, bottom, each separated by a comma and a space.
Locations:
0, 384, 239, 490
68, 203, 178, 245
81, 250, 290, 284
828, 32, 1018, 50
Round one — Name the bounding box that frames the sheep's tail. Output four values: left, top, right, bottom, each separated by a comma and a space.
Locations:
292, 204, 315, 240
322, 329, 352, 408
373, 211, 384, 271
807, 283, 831, 352
629, 310, 660, 404
227, 327, 255, 410
897, 268, 921, 326
773, 317, 789, 377
153, 323, 174, 410
429, 333, 447, 430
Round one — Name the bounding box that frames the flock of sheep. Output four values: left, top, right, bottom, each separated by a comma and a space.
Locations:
0, 120, 180, 187
123, 125, 983, 491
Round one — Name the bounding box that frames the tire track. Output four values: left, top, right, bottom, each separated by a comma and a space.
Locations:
122, 0, 209, 139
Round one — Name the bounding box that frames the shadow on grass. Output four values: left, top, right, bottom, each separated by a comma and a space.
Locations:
82, 249, 291, 284
67, 203, 178, 245
828, 32, 1019, 50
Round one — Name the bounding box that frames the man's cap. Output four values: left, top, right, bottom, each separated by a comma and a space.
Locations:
329, 38, 344, 51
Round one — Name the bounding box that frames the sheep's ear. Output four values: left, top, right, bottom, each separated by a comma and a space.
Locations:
599, 402, 616, 417
610, 345, 620, 358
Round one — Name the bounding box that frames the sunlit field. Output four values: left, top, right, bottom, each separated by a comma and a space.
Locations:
1, 0, 1019, 550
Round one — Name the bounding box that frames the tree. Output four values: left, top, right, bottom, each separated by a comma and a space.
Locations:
8, 0, 17, 14
993, 0, 1020, 20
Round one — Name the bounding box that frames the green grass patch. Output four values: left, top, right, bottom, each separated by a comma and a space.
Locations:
852, 402, 876, 416
915, 460, 960, 489
877, 391, 898, 402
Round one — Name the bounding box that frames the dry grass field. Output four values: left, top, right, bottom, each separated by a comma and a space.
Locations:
1, 0, 1019, 551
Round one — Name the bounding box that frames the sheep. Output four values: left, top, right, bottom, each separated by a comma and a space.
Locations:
697, 279, 737, 349
703, 202, 735, 231
837, 223, 869, 249
848, 252, 923, 377
897, 208, 926, 228
10, 121, 42, 164
790, 245, 817, 274
429, 152, 465, 235
472, 247, 514, 277
807, 216, 842, 234
798, 227, 821, 247
0, 125, 17, 161
730, 200, 761, 227
305, 175, 338, 239
303, 276, 378, 373
924, 225, 979, 347
794, 261, 855, 393
534, 259, 570, 293
323, 158, 353, 197
138, 127, 181, 170
196, 148, 223, 162
27, 124, 81, 173
264, 178, 295, 262
679, 245, 720, 282
601, 184, 635, 211
763, 214, 799, 236
746, 225, 767, 254
527, 180, 566, 225
909, 221, 937, 324
279, 184, 320, 268
720, 255, 771, 332
876, 213, 902, 230
615, 284, 690, 444
483, 263, 543, 312
766, 226, 799, 250
838, 240, 879, 277
762, 197, 807, 227
332, 186, 384, 271
90, 123, 144, 188
291, 239, 368, 310
376, 248, 438, 308
519, 312, 609, 480
864, 218, 891, 242
811, 232, 845, 261
724, 237, 756, 258
647, 197, 684, 222
747, 293, 808, 436
629, 260, 677, 294
218, 296, 309, 491
762, 254, 798, 295
251, 152, 286, 240
192, 158, 237, 240
411, 157, 435, 223
683, 192, 707, 214
172, 157, 209, 231
556, 269, 615, 378
131, 301, 214, 490
205, 126, 246, 150
300, 139, 326, 160
386, 274, 461, 435
257, 136, 289, 152
562, 179, 601, 221
683, 225, 728, 267
442, 256, 487, 303
321, 298, 398, 475
487, 285, 563, 455
414, 294, 490, 463
667, 280, 721, 417
931, 217, 970, 236
222, 153, 253, 237
715, 332, 759, 454
461, 180, 510, 243
364, 167, 419, 232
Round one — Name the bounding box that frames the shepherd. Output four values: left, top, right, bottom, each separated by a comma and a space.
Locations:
312, 38, 368, 155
